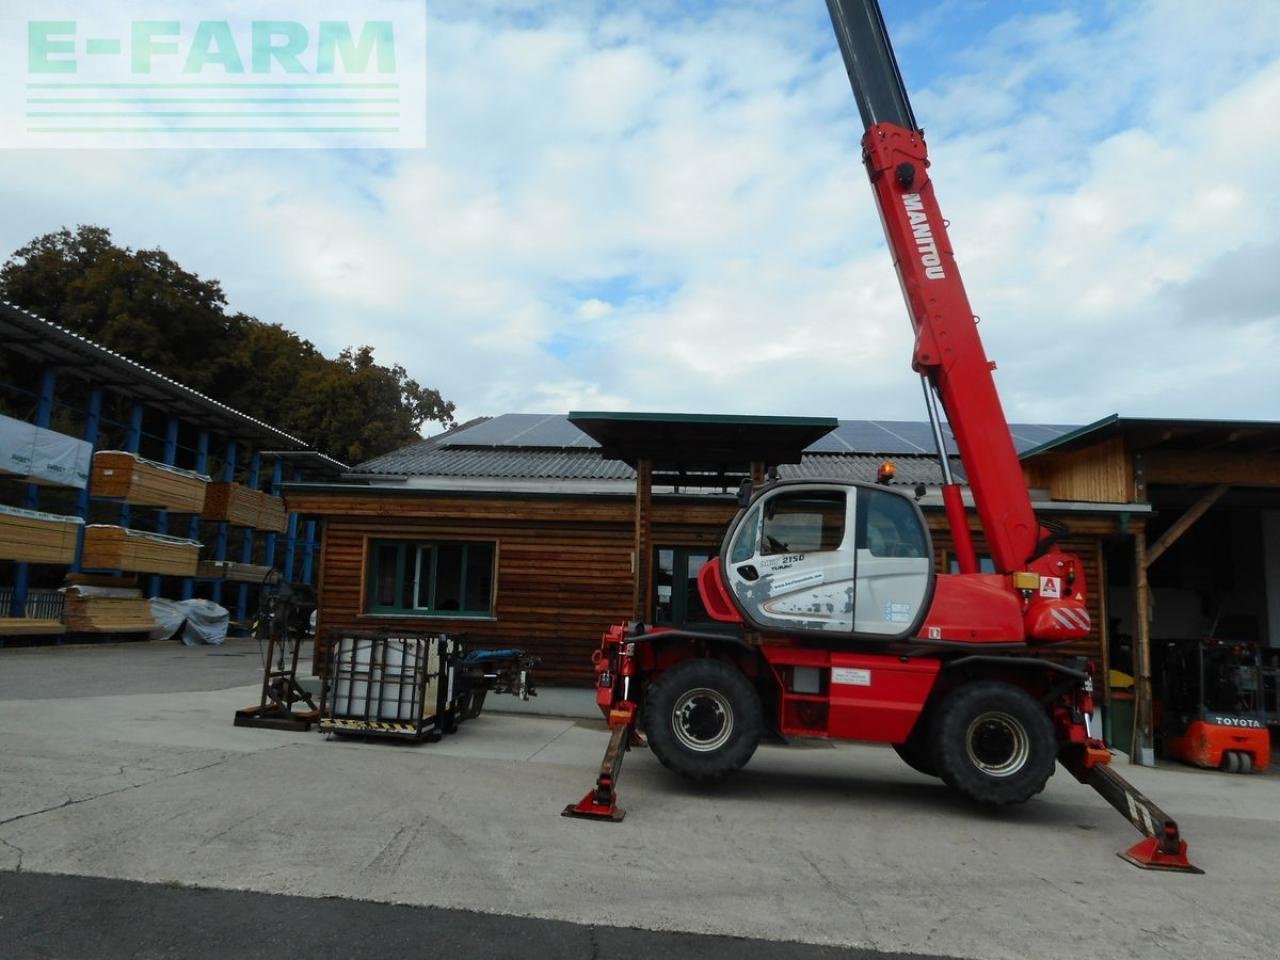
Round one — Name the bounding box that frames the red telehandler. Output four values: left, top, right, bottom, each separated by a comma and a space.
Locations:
565, 0, 1200, 873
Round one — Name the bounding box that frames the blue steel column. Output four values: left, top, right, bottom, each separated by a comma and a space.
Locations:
262, 459, 284, 571
69, 386, 103, 574
235, 450, 261, 622
181, 430, 209, 599
210, 441, 236, 606
148, 415, 180, 598
282, 468, 302, 582
118, 403, 145, 529
301, 520, 317, 585
9, 367, 57, 618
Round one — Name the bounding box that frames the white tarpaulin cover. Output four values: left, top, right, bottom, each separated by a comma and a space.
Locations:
0, 413, 92, 489
148, 597, 187, 641
177, 599, 229, 646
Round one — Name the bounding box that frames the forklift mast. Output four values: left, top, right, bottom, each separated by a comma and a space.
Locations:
826, 0, 1048, 575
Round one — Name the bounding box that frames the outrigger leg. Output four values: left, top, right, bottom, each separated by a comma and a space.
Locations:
1062, 744, 1203, 874
562, 703, 636, 822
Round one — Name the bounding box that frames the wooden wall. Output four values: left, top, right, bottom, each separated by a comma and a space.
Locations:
1023, 436, 1132, 504
287, 488, 1119, 686
285, 489, 735, 684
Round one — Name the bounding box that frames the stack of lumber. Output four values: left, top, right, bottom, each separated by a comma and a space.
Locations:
201, 482, 288, 532
256, 494, 289, 533
197, 560, 276, 583
91, 451, 209, 512
0, 504, 83, 564
62, 585, 155, 633
0, 618, 66, 637
0, 413, 92, 489
81, 525, 200, 576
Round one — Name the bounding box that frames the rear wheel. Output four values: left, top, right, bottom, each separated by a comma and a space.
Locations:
643, 658, 762, 783
929, 681, 1057, 805
1239, 752, 1254, 774
1224, 751, 1241, 774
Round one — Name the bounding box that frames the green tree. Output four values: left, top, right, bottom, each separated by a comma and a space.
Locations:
1, 225, 455, 461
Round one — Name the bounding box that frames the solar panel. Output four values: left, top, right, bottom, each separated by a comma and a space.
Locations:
442, 413, 598, 449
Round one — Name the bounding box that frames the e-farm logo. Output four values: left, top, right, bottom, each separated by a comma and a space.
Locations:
2, 2, 426, 148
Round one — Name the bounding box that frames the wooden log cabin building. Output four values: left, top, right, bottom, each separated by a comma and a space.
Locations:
285, 414, 1154, 698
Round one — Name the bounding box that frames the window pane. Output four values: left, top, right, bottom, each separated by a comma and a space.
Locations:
464, 543, 494, 612
434, 543, 464, 612
399, 546, 415, 609
654, 549, 675, 625
685, 552, 711, 624
416, 547, 434, 608
729, 505, 760, 565
374, 544, 398, 606
761, 491, 846, 555
859, 489, 928, 558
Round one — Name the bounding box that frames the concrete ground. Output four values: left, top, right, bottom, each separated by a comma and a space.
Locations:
1, 639, 1277, 960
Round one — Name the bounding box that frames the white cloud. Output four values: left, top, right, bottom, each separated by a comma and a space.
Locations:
0, 0, 1277, 438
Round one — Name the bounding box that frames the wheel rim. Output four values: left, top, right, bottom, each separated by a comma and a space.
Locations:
964, 710, 1030, 778
672, 687, 734, 752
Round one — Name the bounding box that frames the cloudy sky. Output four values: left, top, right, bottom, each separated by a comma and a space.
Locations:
2, 0, 1278, 430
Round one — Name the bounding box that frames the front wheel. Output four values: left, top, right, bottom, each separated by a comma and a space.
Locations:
929, 680, 1057, 805
643, 658, 762, 783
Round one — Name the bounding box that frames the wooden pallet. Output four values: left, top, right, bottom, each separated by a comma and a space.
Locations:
0, 505, 83, 564
62, 587, 155, 633
81, 525, 200, 576
201, 482, 288, 532
197, 560, 275, 583
0, 617, 66, 637
91, 451, 209, 513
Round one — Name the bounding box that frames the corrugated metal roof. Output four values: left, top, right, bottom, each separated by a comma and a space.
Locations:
356, 412, 1062, 484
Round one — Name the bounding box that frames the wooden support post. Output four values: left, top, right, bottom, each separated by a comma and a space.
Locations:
750, 460, 765, 487
632, 458, 653, 622
1131, 527, 1153, 765
1146, 484, 1229, 567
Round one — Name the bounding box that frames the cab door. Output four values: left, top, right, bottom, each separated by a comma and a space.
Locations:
723, 486, 855, 634
853, 486, 932, 636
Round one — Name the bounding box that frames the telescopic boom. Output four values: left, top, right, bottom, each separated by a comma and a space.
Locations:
826, 0, 1047, 575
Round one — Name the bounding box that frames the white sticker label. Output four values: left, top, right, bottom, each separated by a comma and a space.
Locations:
773, 570, 824, 592
832, 667, 871, 686
883, 601, 912, 623
1039, 576, 1061, 599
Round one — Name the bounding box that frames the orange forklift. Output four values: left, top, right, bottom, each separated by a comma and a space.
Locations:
1156, 638, 1270, 773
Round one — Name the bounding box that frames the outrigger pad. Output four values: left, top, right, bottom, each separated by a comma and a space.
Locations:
1118, 837, 1203, 874
562, 791, 625, 822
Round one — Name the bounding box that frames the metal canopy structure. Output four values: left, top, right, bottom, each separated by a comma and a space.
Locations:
567, 411, 838, 473
0, 300, 310, 451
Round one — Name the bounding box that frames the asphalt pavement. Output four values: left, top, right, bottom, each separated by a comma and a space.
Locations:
0, 639, 1276, 960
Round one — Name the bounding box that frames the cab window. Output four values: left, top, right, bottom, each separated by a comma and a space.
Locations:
761, 491, 846, 556
729, 504, 761, 565
857, 489, 928, 559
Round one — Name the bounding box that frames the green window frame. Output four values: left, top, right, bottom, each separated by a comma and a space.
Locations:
366, 539, 496, 617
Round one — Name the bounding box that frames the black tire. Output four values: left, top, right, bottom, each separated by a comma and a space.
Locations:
642, 658, 762, 784
1239, 752, 1253, 774
893, 722, 938, 777
929, 680, 1057, 805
